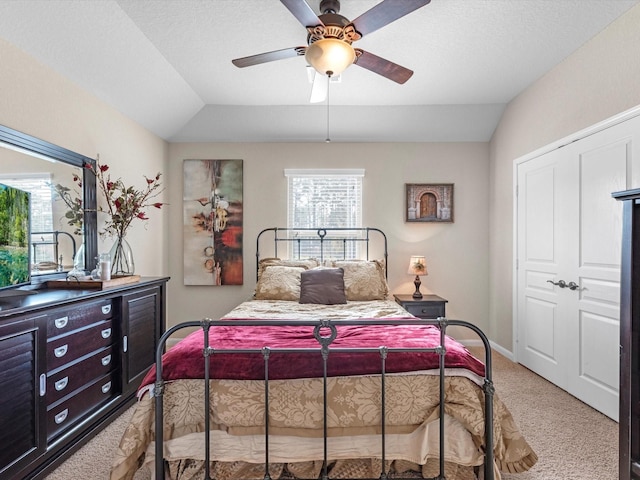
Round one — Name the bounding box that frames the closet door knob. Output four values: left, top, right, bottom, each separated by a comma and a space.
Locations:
547, 279, 567, 288
567, 281, 580, 291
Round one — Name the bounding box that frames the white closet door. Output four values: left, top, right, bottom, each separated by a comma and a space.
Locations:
517, 148, 575, 388
516, 114, 640, 421
565, 120, 640, 420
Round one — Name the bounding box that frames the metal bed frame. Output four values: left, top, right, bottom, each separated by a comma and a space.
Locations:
31, 230, 77, 270
256, 227, 389, 280
152, 318, 495, 480
151, 228, 495, 480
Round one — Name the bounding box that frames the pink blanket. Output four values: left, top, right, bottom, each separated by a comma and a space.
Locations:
139, 322, 485, 391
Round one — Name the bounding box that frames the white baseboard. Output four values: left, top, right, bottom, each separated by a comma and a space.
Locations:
489, 341, 514, 361
459, 338, 515, 362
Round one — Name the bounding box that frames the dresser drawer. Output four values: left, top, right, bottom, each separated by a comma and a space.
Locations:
47, 299, 114, 338
46, 345, 116, 404
47, 320, 114, 370
47, 372, 116, 440
404, 303, 446, 319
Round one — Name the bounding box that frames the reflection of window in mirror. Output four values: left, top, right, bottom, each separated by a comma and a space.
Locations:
0, 173, 55, 266
0, 146, 83, 275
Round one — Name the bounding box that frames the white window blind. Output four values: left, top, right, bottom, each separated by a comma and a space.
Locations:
285, 169, 364, 258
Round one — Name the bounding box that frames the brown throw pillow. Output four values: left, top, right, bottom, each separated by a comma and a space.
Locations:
299, 268, 347, 305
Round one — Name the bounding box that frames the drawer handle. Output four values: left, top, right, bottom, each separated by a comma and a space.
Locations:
101, 328, 112, 339
101, 381, 112, 394
54, 345, 68, 358
54, 316, 69, 329
101, 304, 112, 315
54, 409, 69, 425
55, 377, 69, 391
101, 354, 112, 366
39, 374, 47, 397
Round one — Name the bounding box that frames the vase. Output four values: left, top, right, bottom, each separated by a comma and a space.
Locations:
72, 243, 85, 270
109, 236, 135, 276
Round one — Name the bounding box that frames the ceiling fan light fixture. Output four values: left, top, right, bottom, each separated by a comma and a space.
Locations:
305, 38, 355, 76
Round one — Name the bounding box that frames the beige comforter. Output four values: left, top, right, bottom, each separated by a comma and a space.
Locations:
110, 300, 537, 480
222, 299, 418, 321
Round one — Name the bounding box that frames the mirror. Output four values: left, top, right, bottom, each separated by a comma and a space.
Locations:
0, 124, 97, 282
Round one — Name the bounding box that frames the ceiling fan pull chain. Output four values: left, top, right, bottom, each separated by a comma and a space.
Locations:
326, 72, 331, 143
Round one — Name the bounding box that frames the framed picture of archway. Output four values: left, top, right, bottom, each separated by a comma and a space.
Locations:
405, 183, 454, 223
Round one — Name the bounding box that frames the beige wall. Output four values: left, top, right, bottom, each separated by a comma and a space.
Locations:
168, 142, 490, 338
488, 4, 640, 352
0, 37, 169, 276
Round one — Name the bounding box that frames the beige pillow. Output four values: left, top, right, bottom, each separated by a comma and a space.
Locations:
254, 265, 305, 301
333, 260, 389, 301
257, 258, 318, 280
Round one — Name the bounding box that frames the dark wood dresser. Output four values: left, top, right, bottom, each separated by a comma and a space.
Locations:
0, 276, 168, 480
613, 189, 640, 480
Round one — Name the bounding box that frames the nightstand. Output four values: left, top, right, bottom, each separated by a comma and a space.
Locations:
394, 294, 448, 319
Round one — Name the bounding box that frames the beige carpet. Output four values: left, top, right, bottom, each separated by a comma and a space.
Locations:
45, 349, 617, 480
481, 348, 618, 480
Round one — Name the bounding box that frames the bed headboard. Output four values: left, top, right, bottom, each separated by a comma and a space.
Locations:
256, 227, 388, 280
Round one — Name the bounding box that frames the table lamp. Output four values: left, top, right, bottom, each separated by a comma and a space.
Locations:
407, 255, 428, 299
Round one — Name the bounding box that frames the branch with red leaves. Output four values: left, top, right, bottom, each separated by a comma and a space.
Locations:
87, 156, 164, 239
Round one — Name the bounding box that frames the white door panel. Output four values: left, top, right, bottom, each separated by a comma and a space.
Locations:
579, 277, 620, 306
573, 310, 619, 419
579, 142, 627, 270
523, 164, 557, 263
523, 296, 560, 374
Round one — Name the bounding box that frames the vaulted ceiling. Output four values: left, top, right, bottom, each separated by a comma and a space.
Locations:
0, 0, 637, 142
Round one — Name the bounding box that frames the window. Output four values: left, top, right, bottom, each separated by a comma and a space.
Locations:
0, 173, 54, 262
285, 169, 364, 258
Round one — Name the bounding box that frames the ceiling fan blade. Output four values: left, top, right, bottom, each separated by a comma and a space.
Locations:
308, 68, 328, 103
351, 0, 431, 37
232, 47, 305, 68
354, 49, 413, 84
280, 0, 324, 28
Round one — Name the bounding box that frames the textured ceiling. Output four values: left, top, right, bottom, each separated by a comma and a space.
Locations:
0, 0, 637, 142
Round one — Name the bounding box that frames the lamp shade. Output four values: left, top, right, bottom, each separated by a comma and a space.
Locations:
305, 38, 356, 76
407, 256, 428, 276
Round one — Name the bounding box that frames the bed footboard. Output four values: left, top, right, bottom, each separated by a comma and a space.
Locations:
152, 318, 495, 480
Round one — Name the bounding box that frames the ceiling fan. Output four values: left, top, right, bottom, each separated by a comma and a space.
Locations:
232, 0, 431, 102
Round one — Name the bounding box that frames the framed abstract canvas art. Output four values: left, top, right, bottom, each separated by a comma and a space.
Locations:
183, 159, 243, 285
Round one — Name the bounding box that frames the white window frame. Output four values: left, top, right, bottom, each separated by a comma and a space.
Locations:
284, 168, 364, 259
